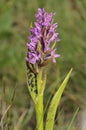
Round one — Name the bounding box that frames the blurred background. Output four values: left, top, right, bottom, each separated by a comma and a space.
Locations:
0, 0, 86, 130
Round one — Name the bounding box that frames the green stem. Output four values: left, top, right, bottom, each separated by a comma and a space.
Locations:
35, 68, 44, 130
35, 95, 43, 130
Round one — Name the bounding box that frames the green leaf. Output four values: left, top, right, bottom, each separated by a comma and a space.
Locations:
45, 68, 73, 130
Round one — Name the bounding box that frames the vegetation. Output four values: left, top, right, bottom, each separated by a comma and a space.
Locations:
0, 0, 86, 130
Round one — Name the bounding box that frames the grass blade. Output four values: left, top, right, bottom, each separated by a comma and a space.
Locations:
67, 108, 79, 130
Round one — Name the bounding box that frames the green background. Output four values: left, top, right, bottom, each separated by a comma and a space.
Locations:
0, 0, 86, 130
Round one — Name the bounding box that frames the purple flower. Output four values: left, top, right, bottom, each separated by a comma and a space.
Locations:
26, 8, 60, 68
51, 49, 60, 63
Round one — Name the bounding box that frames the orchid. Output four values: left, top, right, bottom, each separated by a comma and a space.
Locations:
26, 8, 72, 130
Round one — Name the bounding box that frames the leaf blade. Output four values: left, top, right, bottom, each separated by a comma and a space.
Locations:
45, 68, 73, 130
